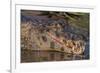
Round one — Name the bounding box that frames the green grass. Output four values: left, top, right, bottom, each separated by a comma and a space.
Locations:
68, 13, 89, 30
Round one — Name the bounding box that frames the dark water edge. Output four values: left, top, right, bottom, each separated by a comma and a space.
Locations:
21, 49, 89, 63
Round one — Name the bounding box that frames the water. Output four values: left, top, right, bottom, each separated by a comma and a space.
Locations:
21, 49, 89, 63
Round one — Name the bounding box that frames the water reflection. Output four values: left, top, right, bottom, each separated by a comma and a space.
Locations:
21, 49, 89, 63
